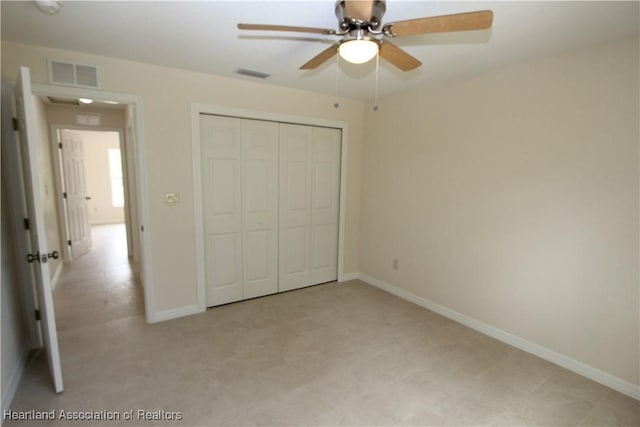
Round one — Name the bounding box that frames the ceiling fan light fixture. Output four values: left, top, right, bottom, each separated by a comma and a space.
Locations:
34, 1, 62, 15
238, 1, 494, 72
338, 39, 378, 64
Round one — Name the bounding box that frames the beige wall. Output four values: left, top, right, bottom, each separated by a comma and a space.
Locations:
1, 41, 364, 313
360, 38, 639, 387
69, 130, 125, 225
33, 95, 63, 278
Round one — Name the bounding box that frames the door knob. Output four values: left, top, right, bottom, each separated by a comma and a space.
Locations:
85, 196, 92, 200
26, 251, 59, 263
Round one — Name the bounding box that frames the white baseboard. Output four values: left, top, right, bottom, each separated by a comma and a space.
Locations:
1, 348, 29, 415
339, 272, 359, 282
151, 304, 202, 323
50, 262, 64, 291
90, 220, 126, 226
357, 273, 640, 401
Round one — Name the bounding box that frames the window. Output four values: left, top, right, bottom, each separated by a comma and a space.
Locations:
108, 149, 124, 207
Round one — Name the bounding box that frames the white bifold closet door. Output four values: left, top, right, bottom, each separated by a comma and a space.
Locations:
279, 124, 341, 292
201, 115, 341, 307
201, 115, 279, 307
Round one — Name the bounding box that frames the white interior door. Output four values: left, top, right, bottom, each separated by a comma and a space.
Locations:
1, 81, 41, 349
201, 115, 243, 306
279, 124, 313, 291
310, 127, 341, 284
15, 66, 64, 393
242, 119, 279, 299
60, 129, 92, 259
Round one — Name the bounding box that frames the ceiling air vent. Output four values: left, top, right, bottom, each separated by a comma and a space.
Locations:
48, 96, 79, 106
236, 69, 270, 79
76, 113, 101, 126
48, 59, 100, 88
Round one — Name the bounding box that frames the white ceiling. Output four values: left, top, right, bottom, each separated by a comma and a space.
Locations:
2, 1, 638, 100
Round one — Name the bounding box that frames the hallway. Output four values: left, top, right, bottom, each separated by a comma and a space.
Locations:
8, 223, 147, 418
53, 224, 143, 331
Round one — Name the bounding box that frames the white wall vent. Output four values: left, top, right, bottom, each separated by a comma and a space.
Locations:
76, 113, 101, 126
48, 59, 100, 88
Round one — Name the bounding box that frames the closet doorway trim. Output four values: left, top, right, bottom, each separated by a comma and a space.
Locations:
191, 103, 349, 312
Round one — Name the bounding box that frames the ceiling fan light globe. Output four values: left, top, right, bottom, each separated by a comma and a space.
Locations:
338, 39, 378, 64
34, 1, 62, 15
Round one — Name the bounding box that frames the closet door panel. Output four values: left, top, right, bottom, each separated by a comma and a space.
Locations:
310, 127, 341, 285
203, 116, 342, 305
286, 227, 308, 272
279, 124, 312, 291
201, 115, 243, 306
242, 120, 279, 299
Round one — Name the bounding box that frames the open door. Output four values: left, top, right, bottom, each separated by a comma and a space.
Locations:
60, 129, 92, 259
15, 66, 64, 393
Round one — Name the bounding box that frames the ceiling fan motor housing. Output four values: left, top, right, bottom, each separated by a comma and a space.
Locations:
335, 0, 387, 30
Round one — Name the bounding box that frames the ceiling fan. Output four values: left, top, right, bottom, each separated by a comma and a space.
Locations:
237, 0, 493, 72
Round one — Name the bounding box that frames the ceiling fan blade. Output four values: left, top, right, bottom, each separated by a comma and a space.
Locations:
238, 23, 336, 35
379, 41, 421, 72
300, 44, 339, 70
386, 10, 493, 36
345, 0, 374, 22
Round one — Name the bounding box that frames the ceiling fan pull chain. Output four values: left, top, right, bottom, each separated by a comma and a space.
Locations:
373, 49, 380, 112
334, 53, 340, 109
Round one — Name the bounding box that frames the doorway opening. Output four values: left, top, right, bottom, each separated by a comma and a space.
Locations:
42, 99, 146, 329
27, 81, 155, 327
52, 128, 130, 261
3, 68, 154, 398
50, 126, 145, 327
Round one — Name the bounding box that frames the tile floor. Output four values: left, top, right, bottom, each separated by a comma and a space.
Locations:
5, 224, 639, 426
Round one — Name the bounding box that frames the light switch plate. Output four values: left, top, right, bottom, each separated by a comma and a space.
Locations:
164, 192, 180, 207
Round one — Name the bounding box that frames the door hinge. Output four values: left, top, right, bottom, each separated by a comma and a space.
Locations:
58, 142, 63, 149
34, 310, 41, 321
68, 240, 72, 246
141, 225, 144, 232
24, 218, 30, 230
63, 192, 67, 199
12, 117, 19, 131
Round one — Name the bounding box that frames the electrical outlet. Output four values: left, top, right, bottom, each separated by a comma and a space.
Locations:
392, 259, 399, 270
